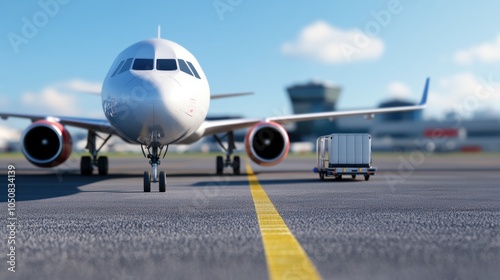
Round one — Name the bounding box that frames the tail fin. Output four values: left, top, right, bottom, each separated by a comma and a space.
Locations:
419, 78, 430, 106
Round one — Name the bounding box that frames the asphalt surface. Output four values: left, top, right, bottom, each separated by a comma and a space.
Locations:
0, 152, 499, 280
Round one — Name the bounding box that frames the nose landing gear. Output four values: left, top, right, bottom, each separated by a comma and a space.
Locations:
141, 145, 167, 192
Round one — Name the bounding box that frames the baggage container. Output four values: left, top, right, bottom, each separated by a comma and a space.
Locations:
314, 134, 376, 181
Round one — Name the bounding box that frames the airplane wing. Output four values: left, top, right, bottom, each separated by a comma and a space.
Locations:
1, 91, 254, 133
0, 113, 115, 134
197, 78, 430, 138
210, 92, 253, 100
2, 78, 429, 144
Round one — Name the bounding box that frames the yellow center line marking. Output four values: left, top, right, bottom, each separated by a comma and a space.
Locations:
246, 163, 322, 280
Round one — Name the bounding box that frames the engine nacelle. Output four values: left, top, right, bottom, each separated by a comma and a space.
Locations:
21, 120, 72, 168
245, 121, 290, 166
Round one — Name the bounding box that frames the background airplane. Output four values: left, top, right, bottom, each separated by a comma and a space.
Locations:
0, 38, 429, 192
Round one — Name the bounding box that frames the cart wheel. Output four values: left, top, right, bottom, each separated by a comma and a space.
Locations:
351, 174, 356, 180
319, 172, 325, 180
364, 175, 370, 181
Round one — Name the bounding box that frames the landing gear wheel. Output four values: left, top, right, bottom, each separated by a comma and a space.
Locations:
81, 156, 93, 175
216, 156, 223, 175
319, 172, 325, 180
98, 156, 108, 176
352, 174, 356, 180
143, 171, 151, 192
364, 175, 370, 181
233, 156, 240, 175
159, 171, 166, 192
81, 131, 112, 177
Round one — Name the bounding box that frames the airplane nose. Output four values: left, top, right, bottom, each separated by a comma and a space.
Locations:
120, 73, 184, 144
126, 75, 159, 104
102, 71, 188, 145
126, 72, 180, 104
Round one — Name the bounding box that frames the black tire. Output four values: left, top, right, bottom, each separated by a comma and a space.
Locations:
364, 175, 370, 181
143, 171, 151, 192
319, 172, 325, 180
216, 156, 223, 175
97, 156, 108, 176
233, 156, 240, 175
80, 156, 93, 175
335, 175, 342, 180
159, 171, 166, 193
352, 174, 356, 180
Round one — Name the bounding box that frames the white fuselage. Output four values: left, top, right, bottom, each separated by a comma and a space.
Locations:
101, 38, 210, 147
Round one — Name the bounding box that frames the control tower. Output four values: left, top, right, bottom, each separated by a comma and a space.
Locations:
286, 81, 342, 141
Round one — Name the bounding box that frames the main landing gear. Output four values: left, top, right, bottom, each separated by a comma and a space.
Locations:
80, 131, 112, 176
141, 145, 167, 192
213, 131, 240, 175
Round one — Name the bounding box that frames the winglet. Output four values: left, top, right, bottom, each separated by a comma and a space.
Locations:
419, 78, 430, 106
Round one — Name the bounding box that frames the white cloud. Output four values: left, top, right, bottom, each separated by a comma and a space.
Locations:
20, 79, 100, 115
282, 21, 384, 64
387, 81, 412, 99
58, 79, 101, 95
425, 73, 500, 119
454, 34, 500, 65
22, 87, 78, 115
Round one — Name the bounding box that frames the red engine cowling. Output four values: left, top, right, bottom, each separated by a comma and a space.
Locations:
21, 120, 72, 168
245, 121, 290, 166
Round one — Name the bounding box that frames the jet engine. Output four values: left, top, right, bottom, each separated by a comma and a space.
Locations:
21, 120, 73, 167
245, 121, 290, 166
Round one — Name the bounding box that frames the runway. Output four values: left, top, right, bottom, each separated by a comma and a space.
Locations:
1, 152, 499, 280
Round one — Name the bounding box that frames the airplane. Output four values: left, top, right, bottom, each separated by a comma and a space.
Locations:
0, 36, 430, 192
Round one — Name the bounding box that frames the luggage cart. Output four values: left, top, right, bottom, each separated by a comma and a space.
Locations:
314, 134, 376, 181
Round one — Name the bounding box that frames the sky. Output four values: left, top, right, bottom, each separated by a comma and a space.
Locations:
1, 0, 500, 133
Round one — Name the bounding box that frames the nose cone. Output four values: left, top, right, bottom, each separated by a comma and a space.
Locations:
103, 72, 186, 145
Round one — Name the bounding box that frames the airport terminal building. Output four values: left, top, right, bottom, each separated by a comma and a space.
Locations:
286, 81, 341, 140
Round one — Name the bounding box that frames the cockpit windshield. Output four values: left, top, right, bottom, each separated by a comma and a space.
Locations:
111, 56, 201, 79
118, 58, 133, 75
156, 59, 177, 71
132, 59, 154, 70
186, 61, 201, 79
177, 59, 193, 76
